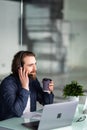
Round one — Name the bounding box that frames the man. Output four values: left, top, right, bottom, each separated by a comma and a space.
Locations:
0, 51, 54, 121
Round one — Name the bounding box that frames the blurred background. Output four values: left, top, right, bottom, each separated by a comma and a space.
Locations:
0, 0, 87, 102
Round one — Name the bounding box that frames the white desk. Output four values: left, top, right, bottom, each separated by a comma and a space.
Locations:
0, 105, 87, 130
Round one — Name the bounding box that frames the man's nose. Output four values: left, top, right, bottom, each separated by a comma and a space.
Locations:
33, 64, 37, 71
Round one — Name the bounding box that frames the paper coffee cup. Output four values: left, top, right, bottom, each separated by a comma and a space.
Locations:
42, 78, 52, 92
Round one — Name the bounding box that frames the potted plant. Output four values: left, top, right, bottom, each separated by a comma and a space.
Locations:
63, 80, 84, 99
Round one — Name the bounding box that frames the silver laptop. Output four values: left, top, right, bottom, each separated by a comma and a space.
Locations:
22, 100, 78, 130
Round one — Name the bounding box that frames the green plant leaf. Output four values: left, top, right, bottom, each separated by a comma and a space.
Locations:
63, 80, 84, 98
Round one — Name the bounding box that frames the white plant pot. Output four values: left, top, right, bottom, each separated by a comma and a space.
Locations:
69, 96, 79, 102
79, 96, 87, 104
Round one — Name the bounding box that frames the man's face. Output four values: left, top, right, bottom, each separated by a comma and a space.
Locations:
23, 56, 37, 79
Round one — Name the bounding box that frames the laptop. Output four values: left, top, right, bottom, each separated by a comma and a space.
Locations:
22, 100, 78, 130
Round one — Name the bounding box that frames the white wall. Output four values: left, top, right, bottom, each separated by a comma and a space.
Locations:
64, 0, 87, 68
0, 1, 20, 75
68, 21, 87, 67
64, 0, 87, 21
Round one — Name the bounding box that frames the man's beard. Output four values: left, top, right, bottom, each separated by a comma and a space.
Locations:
28, 72, 36, 80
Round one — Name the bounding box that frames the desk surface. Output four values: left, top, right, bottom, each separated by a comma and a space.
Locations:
0, 105, 87, 130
